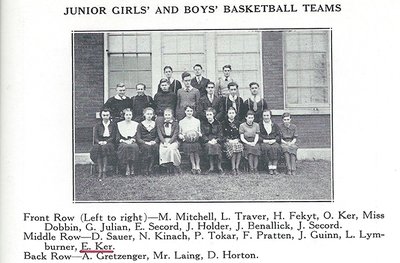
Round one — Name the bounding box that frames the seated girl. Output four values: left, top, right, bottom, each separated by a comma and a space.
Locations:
222, 107, 244, 175
116, 108, 140, 176
156, 107, 182, 174
279, 112, 299, 175
259, 109, 281, 175
90, 108, 116, 180
179, 105, 202, 174
201, 107, 223, 173
136, 107, 158, 176
239, 110, 261, 174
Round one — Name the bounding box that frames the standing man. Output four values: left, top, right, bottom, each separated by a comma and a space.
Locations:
158, 66, 182, 94
216, 64, 234, 97
190, 64, 210, 97
131, 83, 154, 122
197, 82, 220, 122
102, 83, 131, 122
243, 82, 269, 123
176, 72, 201, 121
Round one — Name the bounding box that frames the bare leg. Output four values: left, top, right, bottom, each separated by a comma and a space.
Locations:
125, 163, 130, 176
284, 152, 291, 175
194, 153, 200, 170
254, 156, 259, 172
248, 154, 254, 171
230, 155, 236, 171
209, 156, 215, 171
189, 153, 196, 169
290, 154, 297, 174
102, 157, 108, 178
235, 153, 241, 170
96, 157, 103, 178
272, 160, 278, 174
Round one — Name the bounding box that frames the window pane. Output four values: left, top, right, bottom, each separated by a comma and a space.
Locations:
287, 88, 299, 104
123, 35, 137, 52
109, 71, 125, 88
124, 54, 138, 70
137, 71, 152, 85
108, 35, 123, 52
311, 87, 329, 103
312, 33, 328, 51
190, 35, 204, 51
109, 55, 124, 70
163, 36, 177, 53
137, 35, 151, 52
124, 71, 137, 89
176, 36, 191, 53
137, 54, 151, 70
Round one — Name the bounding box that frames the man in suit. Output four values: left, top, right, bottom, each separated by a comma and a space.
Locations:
197, 82, 221, 122
190, 64, 210, 97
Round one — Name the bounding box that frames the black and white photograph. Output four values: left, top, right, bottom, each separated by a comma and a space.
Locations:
73, 29, 332, 201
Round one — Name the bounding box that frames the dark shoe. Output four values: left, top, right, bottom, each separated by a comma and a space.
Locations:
174, 166, 182, 175
217, 168, 224, 174
273, 170, 278, 175
191, 169, 197, 175
269, 170, 274, 175
292, 170, 296, 176
206, 169, 215, 174
286, 170, 292, 175
196, 169, 202, 175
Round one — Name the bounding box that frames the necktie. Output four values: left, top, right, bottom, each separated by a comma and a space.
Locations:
232, 99, 237, 111
253, 96, 257, 111
197, 77, 201, 84
225, 77, 228, 81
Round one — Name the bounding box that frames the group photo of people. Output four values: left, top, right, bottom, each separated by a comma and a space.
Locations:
73, 30, 332, 201
91, 64, 299, 180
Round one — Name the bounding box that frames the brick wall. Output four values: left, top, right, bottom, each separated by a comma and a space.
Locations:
74, 33, 104, 142
262, 31, 284, 110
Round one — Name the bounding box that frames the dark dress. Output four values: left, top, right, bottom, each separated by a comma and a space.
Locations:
217, 96, 246, 122
116, 121, 140, 165
102, 96, 132, 122
197, 95, 221, 122
131, 95, 154, 122
154, 90, 178, 116
190, 76, 210, 97
279, 123, 299, 155
136, 121, 159, 161
221, 119, 244, 159
90, 122, 116, 163
201, 119, 223, 157
243, 98, 269, 123
259, 121, 281, 161
157, 79, 182, 94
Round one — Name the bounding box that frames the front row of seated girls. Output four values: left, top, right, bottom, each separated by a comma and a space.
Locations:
90, 106, 299, 179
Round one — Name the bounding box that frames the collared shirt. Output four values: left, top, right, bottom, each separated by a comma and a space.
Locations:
228, 95, 238, 110
102, 121, 111, 137
114, 95, 127, 100
207, 94, 214, 102
196, 76, 202, 83
279, 123, 298, 140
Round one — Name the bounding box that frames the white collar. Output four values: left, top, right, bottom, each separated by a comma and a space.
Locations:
102, 120, 111, 127
114, 95, 127, 100
228, 94, 238, 101
250, 95, 261, 102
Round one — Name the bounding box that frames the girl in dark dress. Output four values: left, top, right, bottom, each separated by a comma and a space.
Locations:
90, 109, 116, 180
259, 109, 281, 175
201, 107, 223, 174
154, 78, 178, 117
116, 108, 140, 176
222, 107, 244, 175
136, 107, 158, 176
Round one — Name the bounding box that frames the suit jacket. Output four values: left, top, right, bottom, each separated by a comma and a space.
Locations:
156, 117, 179, 144
190, 76, 210, 97
216, 96, 245, 122
93, 122, 116, 144
197, 95, 221, 122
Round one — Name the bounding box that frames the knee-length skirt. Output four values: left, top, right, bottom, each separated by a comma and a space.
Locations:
224, 141, 244, 159
181, 141, 202, 155
159, 139, 181, 166
205, 142, 222, 157
243, 143, 261, 158
260, 142, 281, 161
90, 143, 115, 163
117, 143, 139, 164
281, 143, 298, 155
139, 143, 159, 160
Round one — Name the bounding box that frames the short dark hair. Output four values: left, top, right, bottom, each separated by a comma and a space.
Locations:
249, 82, 259, 88
193, 64, 203, 69
184, 105, 194, 111
282, 112, 291, 119
116, 83, 125, 88
163, 66, 173, 72
181, 71, 191, 80
227, 107, 237, 113
143, 107, 154, 115
263, 109, 272, 116
100, 108, 111, 117
246, 110, 255, 117
205, 107, 216, 116
159, 78, 169, 85
227, 82, 238, 89
207, 82, 215, 88
136, 83, 146, 90
222, 65, 232, 70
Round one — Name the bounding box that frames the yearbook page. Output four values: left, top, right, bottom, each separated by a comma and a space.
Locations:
1, 0, 398, 262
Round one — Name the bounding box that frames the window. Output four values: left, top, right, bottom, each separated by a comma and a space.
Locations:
107, 33, 152, 98
284, 31, 330, 108
161, 33, 206, 79
216, 32, 262, 99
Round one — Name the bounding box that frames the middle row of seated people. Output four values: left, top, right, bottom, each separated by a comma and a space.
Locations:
102, 72, 268, 124
91, 104, 296, 179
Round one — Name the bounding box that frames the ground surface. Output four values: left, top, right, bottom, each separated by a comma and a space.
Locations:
74, 160, 332, 202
